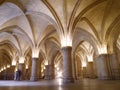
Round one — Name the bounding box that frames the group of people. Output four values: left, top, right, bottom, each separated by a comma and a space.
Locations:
14, 69, 22, 81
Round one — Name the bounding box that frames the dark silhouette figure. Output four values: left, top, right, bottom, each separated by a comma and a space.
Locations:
14, 69, 22, 81
14, 70, 18, 80
18, 69, 22, 80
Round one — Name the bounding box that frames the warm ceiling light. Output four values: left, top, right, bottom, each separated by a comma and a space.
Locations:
12, 60, 16, 66
7, 65, 10, 68
45, 60, 48, 65
19, 56, 25, 64
98, 44, 107, 54
54, 65, 57, 68
57, 67, 59, 71
61, 35, 72, 47
32, 47, 39, 58
4, 66, 6, 70
26, 65, 28, 69
44, 66, 45, 69
41, 69, 43, 72
82, 61, 87, 67
87, 55, 93, 62
1, 68, 3, 71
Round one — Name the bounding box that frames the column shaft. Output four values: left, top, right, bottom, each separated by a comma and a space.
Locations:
96, 54, 120, 80
72, 57, 77, 80
30, 58, 38, 81
109, 54, 120, 79
87, 62, 94, 78
61, 46, 74, 83
18, 64, 23, 80
96, 54, 110, 79
11, 66, 15, 80
44, 65, 54, 80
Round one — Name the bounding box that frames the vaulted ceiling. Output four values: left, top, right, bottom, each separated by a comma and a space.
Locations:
0, 0, 120, 68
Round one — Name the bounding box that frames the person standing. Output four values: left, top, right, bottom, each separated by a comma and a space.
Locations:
18, 69, 22, 80
14, 70, 19, 80
14, 71, 17, 80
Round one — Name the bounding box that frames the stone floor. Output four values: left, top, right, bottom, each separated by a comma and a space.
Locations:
0, 79, 120, 90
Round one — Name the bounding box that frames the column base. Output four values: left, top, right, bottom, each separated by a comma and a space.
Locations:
98, 76, 120, 80
63, 77, 74, 83
73, 75, 77, 80
44, 75, 54, 80
30, 76, 38, 81
98, 76, 111, 80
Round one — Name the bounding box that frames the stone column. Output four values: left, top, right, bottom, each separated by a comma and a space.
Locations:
0, 71, 3, 80
18, 64, 23, 71
18, 64, 24, 80
87, 62, 94, 78
30, 58, 38, 81
96, 54, 120, 80
72, 57, 77, 80
75, 59, 78, 79
109, 54, 120, 79
96, 54, 110, 79
11, 66, 15, 80
82, 67, 87, 78
0, 71, 1, 79
38, 65, 41, 79
44, 65, 54, 80
61, 46, 74, 83
3, 69, 7, 80
44, 65, 49, 80
6, 67, 10, 80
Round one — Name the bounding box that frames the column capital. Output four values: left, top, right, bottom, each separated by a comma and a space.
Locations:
32, 57, 39, 60
32, 47, 39, 58
98, 53, 117, 58
19, 56, 25, 64
61, 46, 72, 52
19, 63, 24, 65
88, 62, 93, 64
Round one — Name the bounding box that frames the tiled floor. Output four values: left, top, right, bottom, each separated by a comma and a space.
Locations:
0, 79, 120, 90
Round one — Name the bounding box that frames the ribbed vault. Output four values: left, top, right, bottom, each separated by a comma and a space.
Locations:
0, 0, 120, 80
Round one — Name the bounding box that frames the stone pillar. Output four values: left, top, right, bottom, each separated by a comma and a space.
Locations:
18, 64, 24, 80
44, 65, 54, 80
75, 59, 78, 79
3, 69, 7, 80
38, 65, 41, 79
61, 46, 74, 83
96, 54, 111, 79
109, 54, 120, 79
44, 65, 48, 80
87, 62, 94, 78
11, 66, 15, 80
82, 67, 87, 78
72, 57, 77, 80
6, 67, 11, 80
0, 71, 3, 80
96, 54, 120, 80
30, 58, 38, 81
0, 71, 1, 79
